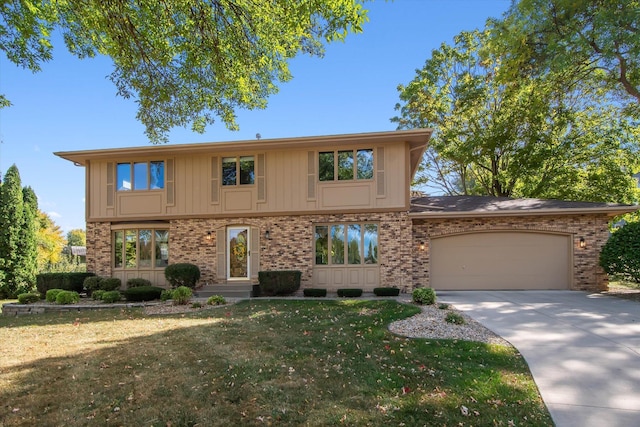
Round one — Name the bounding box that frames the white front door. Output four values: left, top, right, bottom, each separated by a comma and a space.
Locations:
227, 227, 250, 280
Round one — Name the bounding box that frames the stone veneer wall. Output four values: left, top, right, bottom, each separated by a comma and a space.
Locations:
84, 211, 413, 290
411, 213, 612, 292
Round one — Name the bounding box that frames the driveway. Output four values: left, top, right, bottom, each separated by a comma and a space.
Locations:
439, 291, 640, 427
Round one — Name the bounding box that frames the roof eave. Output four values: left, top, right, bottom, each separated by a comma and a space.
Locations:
409, 206, 639, 219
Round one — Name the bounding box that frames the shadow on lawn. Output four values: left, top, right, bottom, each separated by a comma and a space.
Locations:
0, 300, 553, 426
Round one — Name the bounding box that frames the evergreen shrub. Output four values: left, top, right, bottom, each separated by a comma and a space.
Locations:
164, 263, 201, 288
258, 270, 302, 296
99, 277, 122, 291
206, 295, 226, 305
122, 286, 164, 302
373, 287, 400, 297
412, 287, 436, 305
17, 292, 41, 304
37, 272, 95, 295
101, 291, 121, 304
337, 288, 363, 298
126, 278, 152, 288
46, 288, 64, 303
172, 286, 192, 305
55, 290, 80, 304
303, 288, 327, 297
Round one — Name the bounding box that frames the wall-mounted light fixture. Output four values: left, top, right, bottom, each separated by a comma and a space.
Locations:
265, 230, 271, 240
579, 237, 586, 249
206, 231, 212, 241
419, 242, 425, 251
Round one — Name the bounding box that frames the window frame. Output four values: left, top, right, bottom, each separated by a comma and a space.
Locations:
113, 228, 169, 269
318, 149, 374, 182
116, 160, 165, 192
313, 222, 378, 266
221, 155, 255, 186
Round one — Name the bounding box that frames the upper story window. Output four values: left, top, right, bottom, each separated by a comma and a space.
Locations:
117, 161, 165, 191
222, 156, 255, 186
319, 149, 373, 181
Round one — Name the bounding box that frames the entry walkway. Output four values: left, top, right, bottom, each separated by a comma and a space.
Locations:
439, 291, 640, 427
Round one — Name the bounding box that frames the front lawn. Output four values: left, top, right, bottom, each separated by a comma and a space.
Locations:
0, 300, 552, 426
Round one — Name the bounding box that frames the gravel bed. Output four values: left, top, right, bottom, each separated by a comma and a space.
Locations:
389, 304, 511, 346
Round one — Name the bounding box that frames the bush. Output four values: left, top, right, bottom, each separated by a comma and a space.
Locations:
206, 295, 227, 305
126, 278, 152, 289
303, 288, 327, 297
164, 263, 201, 289
17, 292, 41, 304
412, 287, 436, 305
373, 287, 400, 297
337, 288, 363, 298
56, 290, 80, 305
101, 291, 122, 304
600, 222, 640, 282
160, 289, 173, 302
37, 272, 95, 295
92, 290, 106, 301
258, 271, 302, 296
438, 303, 450, 310
83, 276, 103, 296
192, 302, 203, 308
445, 312, 466, 325
46, 288, 64, 303
100, 277, 122, 291
122, 286, 164, 302
172, 286, 192, 305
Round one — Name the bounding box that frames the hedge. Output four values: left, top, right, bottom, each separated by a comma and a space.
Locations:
303, 288, 327, 297
37, 272, 95, 295
164, 263, 201, 288
122, 286, 164, 302
258, 271, 302, 296
337, 288, 363, 298
373, 287, 400, 297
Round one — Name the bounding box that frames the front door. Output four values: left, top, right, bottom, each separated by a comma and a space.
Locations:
227, 227, 250, 280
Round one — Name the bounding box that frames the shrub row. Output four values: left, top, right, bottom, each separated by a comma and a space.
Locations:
44, 289, 80, 304
36, 272, 95, 295
337, 288, 363, 298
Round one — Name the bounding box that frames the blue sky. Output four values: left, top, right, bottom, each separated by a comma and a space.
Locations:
0, 0, 509, 234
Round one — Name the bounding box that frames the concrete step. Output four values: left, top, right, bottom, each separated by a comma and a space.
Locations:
194, 284, 254, 299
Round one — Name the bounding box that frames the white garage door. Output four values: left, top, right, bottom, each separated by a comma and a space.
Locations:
430, 232, 571, 290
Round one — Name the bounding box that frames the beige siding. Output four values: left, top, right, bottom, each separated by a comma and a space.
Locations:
86, 142, 409, 221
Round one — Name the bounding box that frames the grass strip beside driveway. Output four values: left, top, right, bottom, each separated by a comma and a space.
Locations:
0, 300, 552, 426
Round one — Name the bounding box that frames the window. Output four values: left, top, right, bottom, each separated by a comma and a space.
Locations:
318, 149, 373, 181
314, 223, 378, 265
113, 228, 169, 268
117, 161, 165, 191
222, 156, 255, 186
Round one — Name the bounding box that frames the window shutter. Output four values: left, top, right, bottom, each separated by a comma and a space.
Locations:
251, 227, 260, 280
210, 156, 219, 204
106, 162, 115, 208
166, 158, 175, 205
216, 228, 226, 281
257, 154, 266, 202
307, 151, 316, 200
376, 147, 385, 197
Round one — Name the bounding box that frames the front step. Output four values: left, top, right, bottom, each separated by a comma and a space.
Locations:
194, 284, 254, 299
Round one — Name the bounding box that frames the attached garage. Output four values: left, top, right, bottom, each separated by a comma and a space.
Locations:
430, 231, 571, 290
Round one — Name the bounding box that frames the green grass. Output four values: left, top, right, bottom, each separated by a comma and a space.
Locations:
0, 300, 552, 426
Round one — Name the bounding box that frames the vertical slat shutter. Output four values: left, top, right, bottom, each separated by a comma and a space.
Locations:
216, 228, 226, 281
251, 227, 260, 281
166, 158, 175, 205
106, 162, 115, 208
376, 147, 385, 197
307, 151, 316, 200
257, 154, 266, 202
211, 156, 219, 204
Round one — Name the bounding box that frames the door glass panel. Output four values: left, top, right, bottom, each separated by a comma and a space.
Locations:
228, 228, 249, 278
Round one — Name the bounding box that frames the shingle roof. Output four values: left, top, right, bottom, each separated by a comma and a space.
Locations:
410, 195, 637, 217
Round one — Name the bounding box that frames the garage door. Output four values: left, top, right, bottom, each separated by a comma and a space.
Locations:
430, 232, 571, 290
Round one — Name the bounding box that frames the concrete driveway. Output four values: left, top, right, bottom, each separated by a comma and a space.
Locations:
438, 291, 640, 427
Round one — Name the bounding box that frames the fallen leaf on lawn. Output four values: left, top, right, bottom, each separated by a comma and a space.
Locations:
460, 405, 469, 416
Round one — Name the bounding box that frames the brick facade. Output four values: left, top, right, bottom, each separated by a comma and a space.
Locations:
411, 213, 611, 292
86, 212, 610, 293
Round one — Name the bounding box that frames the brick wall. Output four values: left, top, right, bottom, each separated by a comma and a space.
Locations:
86, 221, 112, 278
411, 214, 611, 292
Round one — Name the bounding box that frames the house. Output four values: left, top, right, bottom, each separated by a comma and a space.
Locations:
54, 129, 636, 293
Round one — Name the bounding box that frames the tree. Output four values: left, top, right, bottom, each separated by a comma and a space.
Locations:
393, 29, 640, 202
495, 0, 640, 112
1, 0, 370, 142
0, 165, 27, 297
36, 211, 66, 272
66, 229, 86, 247
19, 186, 39, 289
600, 221, 640, 282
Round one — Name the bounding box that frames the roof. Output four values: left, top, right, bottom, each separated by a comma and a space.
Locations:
54, 129, 433, 181
70, 246, 87, 256
410, 195, 638, 218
